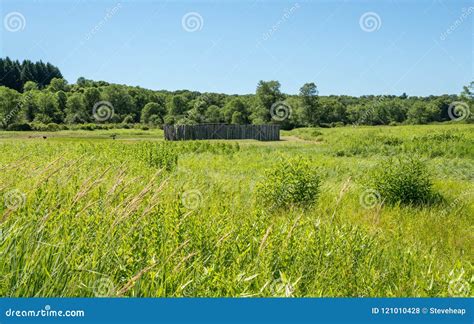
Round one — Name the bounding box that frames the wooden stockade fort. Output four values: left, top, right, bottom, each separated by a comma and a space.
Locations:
164, 124, 280, 141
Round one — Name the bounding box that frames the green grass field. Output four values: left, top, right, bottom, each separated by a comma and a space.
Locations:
0, 124, 472, 297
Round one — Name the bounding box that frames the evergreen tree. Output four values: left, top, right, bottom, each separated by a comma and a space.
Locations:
0, 57, 62, 91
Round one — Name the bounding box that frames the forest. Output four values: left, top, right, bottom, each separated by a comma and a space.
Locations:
0, 58, 472, 131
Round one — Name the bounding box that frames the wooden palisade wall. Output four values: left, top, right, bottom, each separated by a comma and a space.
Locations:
164, 124, 280, 141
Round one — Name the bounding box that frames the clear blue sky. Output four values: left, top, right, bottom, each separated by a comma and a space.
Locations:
1, 0, 472, 96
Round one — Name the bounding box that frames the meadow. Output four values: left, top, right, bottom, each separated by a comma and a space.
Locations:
0, 124, 472, 297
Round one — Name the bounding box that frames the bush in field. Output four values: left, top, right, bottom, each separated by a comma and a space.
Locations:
310, 129, 323, 137
28, 122, 63, 131
78, 123, 98, 131
160, 141, 240, 155
413, 132, 464, 143
46, 123, 61, 131
367, 157, 439, 205
29, 122, 48, 131
128, 141, 239, 172
6, 123, 32, 131
136, 142, 178, 171
257, 157, 320, 210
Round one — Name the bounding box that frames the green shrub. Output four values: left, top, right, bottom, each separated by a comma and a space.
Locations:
256, 157, 320, 210
331, 121, 345, 127
413, 132, 464, 143
46, 123, 61, 132
6, 123, 32, 131
167, 141, 239, 155
367, 157, 439, 205
30, 122, 49, 131
78, 123, 98, 131
134, 142, 178, 171
311, 129, 323, 137
374, 135, 403, 146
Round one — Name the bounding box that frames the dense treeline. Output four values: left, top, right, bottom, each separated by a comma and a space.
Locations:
0, 58, 62, 92
0, 57, 472, 131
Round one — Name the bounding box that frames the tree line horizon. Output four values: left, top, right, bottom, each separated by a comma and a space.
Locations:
0, 57, 472, 131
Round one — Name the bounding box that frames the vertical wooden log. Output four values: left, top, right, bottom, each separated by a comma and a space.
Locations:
163, 124, 280, 141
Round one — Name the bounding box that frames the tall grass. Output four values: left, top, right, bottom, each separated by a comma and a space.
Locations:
0, 124, 472, 297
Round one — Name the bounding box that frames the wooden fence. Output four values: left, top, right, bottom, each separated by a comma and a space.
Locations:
164, 124, 280, 141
